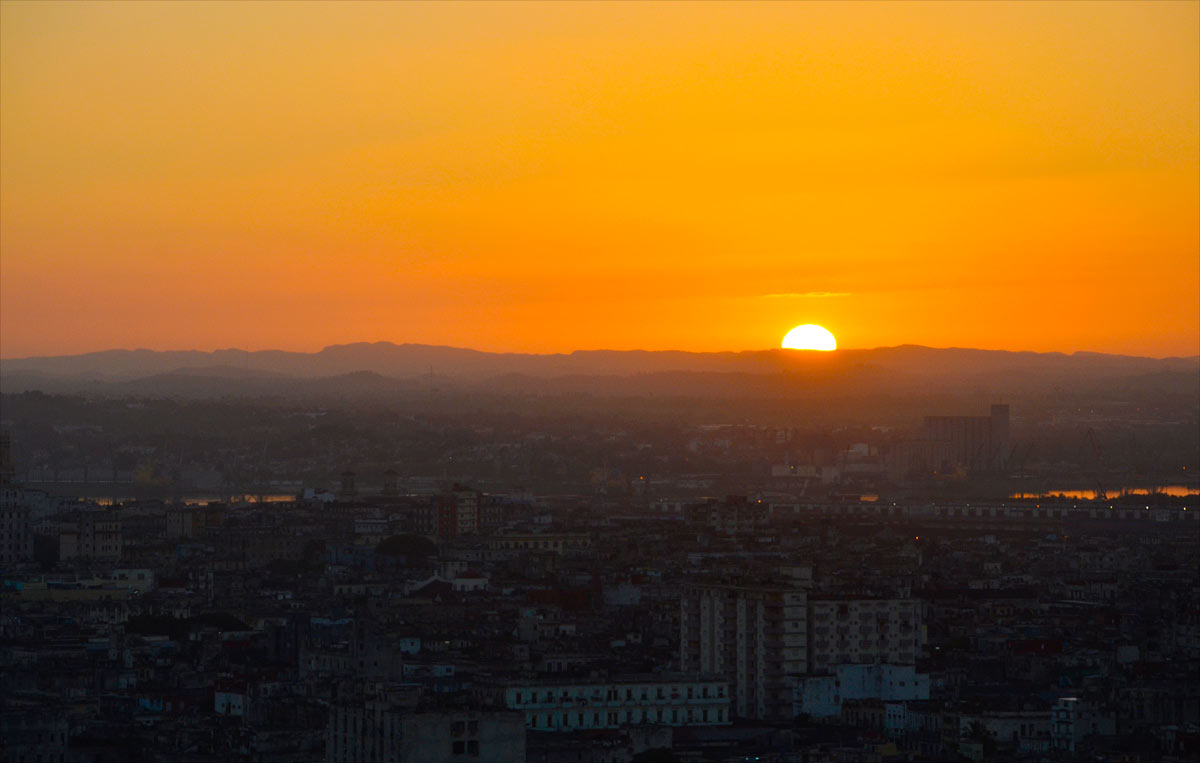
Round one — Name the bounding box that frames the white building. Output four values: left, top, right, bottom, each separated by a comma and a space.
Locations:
793, 663, 931, 719
680, 582, 807, 720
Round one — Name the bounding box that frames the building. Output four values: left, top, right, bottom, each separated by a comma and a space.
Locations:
414, 494, 479, 540
327, 686, 525, 763
165, 507, 208, 539
485, 533, 591, 554
0, 503, 33, 567
680, 582, 807, 720
807, 598, 921, 675
481, 675, 731, 731
1052, 696, 1115, 755
793, 663, 930, 718
0, 436, 34, 567
683, 496, 769, 535
2, 706, 69, 763
57, 511, 122, 562
919, 404, 1010, 474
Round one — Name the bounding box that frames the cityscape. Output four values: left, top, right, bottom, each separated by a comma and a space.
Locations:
2, 2, 1198, 762
1, 344, 1197, 761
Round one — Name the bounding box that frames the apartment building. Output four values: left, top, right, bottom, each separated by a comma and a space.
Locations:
680, 582, 807, 721
58, 511, 122, 562
807, 598, 921, 674
0, 502, 33, 566
328, 688, 525, 763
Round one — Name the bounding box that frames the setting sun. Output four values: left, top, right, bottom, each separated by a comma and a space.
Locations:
782, 325, 837, 351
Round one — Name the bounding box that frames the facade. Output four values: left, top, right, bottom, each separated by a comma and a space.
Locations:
0, 502, 33, 567
920, 404, 1010, 474
1, 450, 33, 566
793, 663, 930, 718
807, 598, 921, 674
483, 676, 730, 731
415, 494, 480, 540
58, 512, 122, 562
1052, 696, 1115, 755
680, 582, 807, 720
327, 693, 525, 763
400, 711, 525, 762
165, 507, 207, 539
683, 497, 769, 535
1, 707, 69, 763
485, 533, 590, 554
452, 488, 479, 536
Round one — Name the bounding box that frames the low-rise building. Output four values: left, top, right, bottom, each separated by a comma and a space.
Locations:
480, 675, 731, 731
793, 663, 931, 719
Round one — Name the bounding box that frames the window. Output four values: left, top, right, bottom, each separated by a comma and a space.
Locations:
467, 740, 478, 756
452, 741, 465, 754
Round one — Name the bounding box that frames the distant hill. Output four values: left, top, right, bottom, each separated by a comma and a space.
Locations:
2, 342, 1197, 401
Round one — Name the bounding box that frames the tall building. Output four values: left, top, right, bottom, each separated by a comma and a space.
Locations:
0, 503, 33, 567
0, 433, 33, 567
680, 582, 807, 721
0, 432, 14, 488
920, 404, 1010, 474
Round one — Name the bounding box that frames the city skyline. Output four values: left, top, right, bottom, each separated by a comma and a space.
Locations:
2, 1, 1197, 359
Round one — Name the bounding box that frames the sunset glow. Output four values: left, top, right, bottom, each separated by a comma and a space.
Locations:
1, 2, 1197, 358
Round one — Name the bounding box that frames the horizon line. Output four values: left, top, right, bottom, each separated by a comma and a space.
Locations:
3, 341, 1198, 363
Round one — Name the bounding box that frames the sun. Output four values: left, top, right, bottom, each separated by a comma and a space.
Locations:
782, 324, 837, 351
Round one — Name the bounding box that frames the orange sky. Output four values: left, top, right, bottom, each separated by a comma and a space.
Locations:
2, 1, 1197, 358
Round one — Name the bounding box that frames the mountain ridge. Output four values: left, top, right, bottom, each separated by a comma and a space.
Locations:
2, 342, 1196, 403
5, 340, 1197, 381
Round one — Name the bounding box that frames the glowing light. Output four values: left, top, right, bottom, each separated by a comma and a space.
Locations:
782, 324, 837, 351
